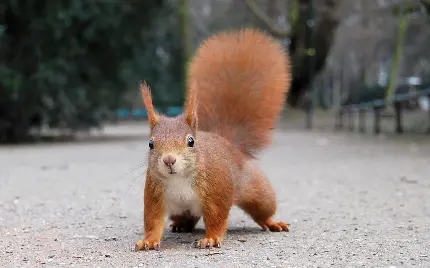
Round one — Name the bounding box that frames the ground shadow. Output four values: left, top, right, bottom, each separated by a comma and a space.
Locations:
139, 226, 280, 250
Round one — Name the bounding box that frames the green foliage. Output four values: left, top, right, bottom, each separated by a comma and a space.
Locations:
0, 0, 184, 142
392, 1, 429, 17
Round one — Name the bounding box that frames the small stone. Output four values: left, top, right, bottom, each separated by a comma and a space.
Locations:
73, 235, 99, 239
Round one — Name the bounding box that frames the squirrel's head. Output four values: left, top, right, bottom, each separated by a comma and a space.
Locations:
140, 82, 198, 179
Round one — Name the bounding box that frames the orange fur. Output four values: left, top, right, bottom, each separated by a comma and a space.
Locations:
235, 166, 289, 232
194, 144, 234, 248
135, 28, 291, 251
140, 82, 159, 129
184, 81, 198, 134
135, 173, 166, 251
186, 28, 291, 157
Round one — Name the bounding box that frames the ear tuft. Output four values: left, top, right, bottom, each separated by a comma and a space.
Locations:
140, 81, 159, 129
185, 81, 198, 133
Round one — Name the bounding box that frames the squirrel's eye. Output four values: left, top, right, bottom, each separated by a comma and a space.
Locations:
149, 139, 154, 150
187, 136, 194, 147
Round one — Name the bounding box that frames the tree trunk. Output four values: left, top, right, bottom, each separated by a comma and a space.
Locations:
243, 0, 339, 108
179, 0, 192, 96
288, 0, 338, 107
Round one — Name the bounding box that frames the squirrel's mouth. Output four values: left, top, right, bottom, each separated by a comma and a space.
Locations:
167, 167, 177, 174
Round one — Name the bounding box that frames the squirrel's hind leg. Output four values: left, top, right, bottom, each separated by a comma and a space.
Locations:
236, 168, 290, 232
169, 212, 201, 233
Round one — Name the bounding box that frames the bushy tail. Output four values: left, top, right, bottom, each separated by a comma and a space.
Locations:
186, 28, 291, 157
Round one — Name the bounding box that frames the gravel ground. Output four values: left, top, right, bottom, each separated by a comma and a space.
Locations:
1, 123, 429, 268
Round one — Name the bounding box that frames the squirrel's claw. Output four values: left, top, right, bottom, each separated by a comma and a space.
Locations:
170, 224, 182, 233
194, 237, 222, 249
259, 219, 290, 232
135, 239, 161, 251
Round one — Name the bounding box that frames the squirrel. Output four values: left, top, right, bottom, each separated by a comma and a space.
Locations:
135, 27, 291, 251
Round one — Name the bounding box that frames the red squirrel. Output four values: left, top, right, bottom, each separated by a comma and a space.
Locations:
135, 28, 291, 251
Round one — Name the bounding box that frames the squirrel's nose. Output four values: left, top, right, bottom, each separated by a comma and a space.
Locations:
163, 155, 176, 167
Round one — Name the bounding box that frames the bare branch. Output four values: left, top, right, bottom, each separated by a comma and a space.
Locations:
242, 0, 290, 38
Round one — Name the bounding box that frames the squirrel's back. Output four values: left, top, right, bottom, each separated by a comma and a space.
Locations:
187, 28, 291, 157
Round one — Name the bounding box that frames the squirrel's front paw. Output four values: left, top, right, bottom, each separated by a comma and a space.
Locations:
194, 237, 222, 249
135, 239, 161, 251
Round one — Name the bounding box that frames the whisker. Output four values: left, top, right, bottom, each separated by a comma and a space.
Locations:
121, 163, 145, 178
124, 169, 147, 197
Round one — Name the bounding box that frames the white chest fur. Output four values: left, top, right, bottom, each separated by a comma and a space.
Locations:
163, 176, 202, 217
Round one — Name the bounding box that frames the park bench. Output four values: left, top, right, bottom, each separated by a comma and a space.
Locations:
335, 86, 430, 134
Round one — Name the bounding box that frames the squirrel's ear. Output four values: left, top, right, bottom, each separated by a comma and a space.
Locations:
139, 81, 159, 129
184, 82, 198, 133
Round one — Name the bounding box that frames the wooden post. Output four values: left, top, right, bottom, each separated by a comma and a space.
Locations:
359, 109, 366, 133
335, 108, 343, 130
428, 94, 430, 134
348, 108, 354, 131
333, 69, 342, 130
394, 101, 403, 134
374, 107, 381, 135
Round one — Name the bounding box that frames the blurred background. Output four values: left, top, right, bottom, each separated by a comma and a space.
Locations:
1, 0, 429, 143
